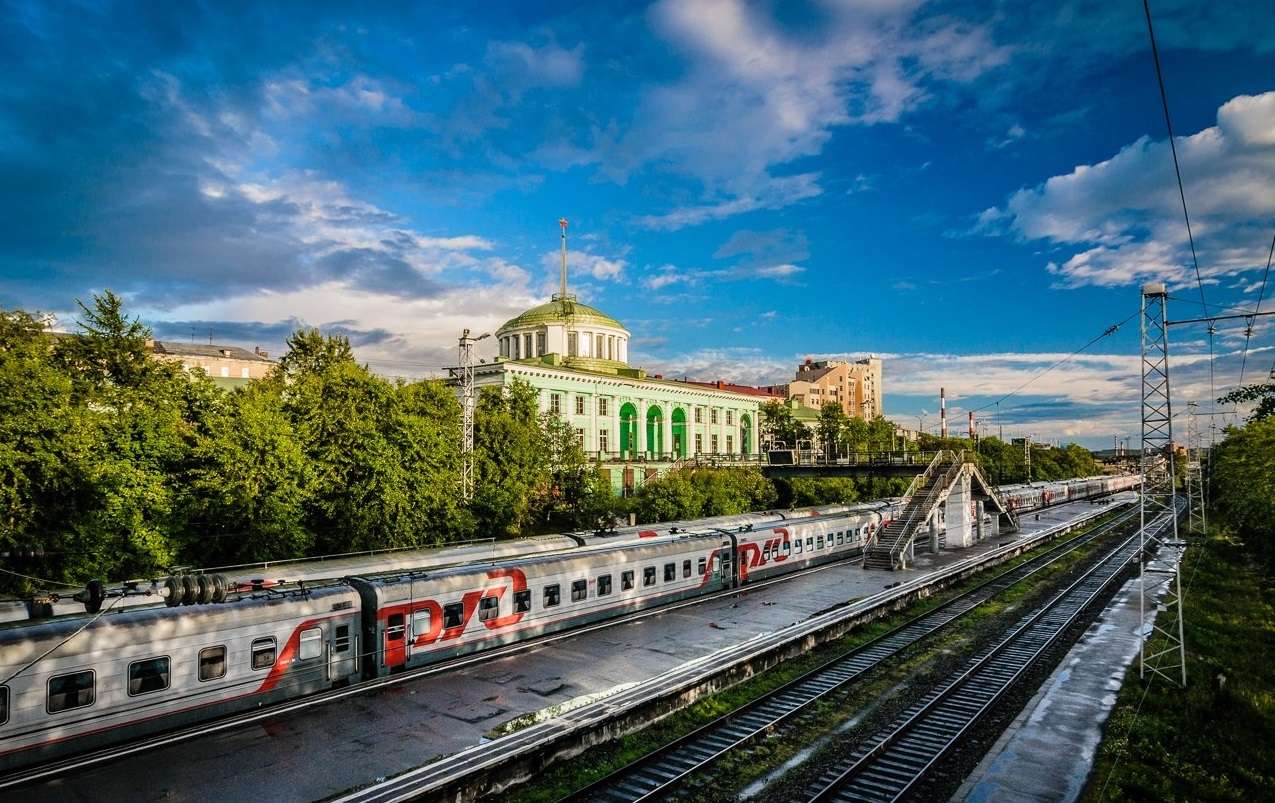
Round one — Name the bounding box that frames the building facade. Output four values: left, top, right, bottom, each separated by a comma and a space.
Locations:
471, 293, 763, 494
151, 341, 275, 387
763, 356, 883, 419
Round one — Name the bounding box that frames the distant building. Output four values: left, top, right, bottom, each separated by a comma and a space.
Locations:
150, 340, 275, 387
470, 237, 767, 494
762, 356, 883, 419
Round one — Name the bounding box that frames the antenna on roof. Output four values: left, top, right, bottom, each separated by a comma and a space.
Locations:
557, 217, 569, 301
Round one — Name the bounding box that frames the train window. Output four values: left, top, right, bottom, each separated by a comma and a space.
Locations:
251, 638, 277, 670
199, 646, 227, 681
571, 580, 587, 602
817, 536, 825, 549
663, 563, 676, 582
412, 609, 431, 637
782, 541, 791, 554
47, 670, 94, 713
794, 539, 802, 554
478, 596, 500, 622
598, 575, 612, 596
806, 537, 814, 551
836, 533, 843, 545
544, 584, 561, 607
128, 656, 171, 696
762, 543, 771, 560
682, 560, 692, 578
387, 613, 407, 644
299, 627, 323, 661
621, 570, 635, 591
643, 567, 656, 587
0, 685, 7, 725
443, 602, 465, 628
335, 626, 351, 653
514, 589, 532, 613
698, 557, 707, 575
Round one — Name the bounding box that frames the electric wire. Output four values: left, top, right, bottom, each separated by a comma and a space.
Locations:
0, 596, 123, 688
972, 310, 1138, 415
1236, 228, 1274, 388
1142, 0, 1218, 444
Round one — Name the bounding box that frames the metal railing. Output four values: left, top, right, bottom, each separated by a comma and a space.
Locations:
873, 451, 965, 566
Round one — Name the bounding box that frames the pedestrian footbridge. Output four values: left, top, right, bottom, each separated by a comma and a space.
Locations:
864, 450, 1019, 570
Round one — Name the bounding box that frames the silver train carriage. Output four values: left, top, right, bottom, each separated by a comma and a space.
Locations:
0, 480, 1134, 771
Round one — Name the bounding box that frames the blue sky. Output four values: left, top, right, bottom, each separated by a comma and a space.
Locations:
2, 0, 1274, 447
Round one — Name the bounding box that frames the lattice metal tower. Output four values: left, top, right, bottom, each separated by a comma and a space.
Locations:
458, 328, 488, 501
1139, 282, 1187, 687
1185, 402, 1206, 536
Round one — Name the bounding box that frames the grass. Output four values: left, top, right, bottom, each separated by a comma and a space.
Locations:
505, 508, 1130, 802
1082, 530, 1275, 802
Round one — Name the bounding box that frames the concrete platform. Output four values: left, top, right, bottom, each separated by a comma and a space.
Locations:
23, 500, 1119, 803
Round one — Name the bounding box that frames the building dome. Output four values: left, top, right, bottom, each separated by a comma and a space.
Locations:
495, 295, 631, 370
499, 299, 627, 333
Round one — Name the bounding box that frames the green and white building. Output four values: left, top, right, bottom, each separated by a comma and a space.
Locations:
474, 292, 766, 494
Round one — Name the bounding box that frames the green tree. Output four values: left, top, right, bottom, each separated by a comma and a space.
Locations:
1218, 382, 1275, 424
182, 385, 312, 565
1211, 416, 1275, 571
760, 399, 809, 449
472, 380, 548, 536
279, 331, 466, 552
817, 403, 848, 457
53, 290, 166, 393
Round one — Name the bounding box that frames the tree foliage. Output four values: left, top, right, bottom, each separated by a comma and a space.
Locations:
1211, 415, 1275, 571
631, 468, 777, 522
1218, 382, 1275, 424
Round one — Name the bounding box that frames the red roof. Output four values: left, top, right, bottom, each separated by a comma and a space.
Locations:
676, 379, 785, 398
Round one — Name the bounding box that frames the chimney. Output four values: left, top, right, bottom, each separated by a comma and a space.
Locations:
255, 346, 269, 359
968, 410, 975, 440
940, 387, 947, 438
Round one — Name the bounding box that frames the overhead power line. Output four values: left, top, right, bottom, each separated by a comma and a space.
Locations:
1142, 0, 1217, 443
1237, 228, 1275, 387
973, 309, 1139, 414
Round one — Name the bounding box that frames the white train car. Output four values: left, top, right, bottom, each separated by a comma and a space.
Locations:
0, 584, 362, 771
0, 476, 1129, 773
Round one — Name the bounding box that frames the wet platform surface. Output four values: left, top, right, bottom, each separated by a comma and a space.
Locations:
25, 501, 1115, 803
955, 540, 1176, 803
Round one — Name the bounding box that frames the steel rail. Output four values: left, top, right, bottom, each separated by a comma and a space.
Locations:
0, 538, 892, 790
802, 508, 1177, 803
562, 506, 1137, 803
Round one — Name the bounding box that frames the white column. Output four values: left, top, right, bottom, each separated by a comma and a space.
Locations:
662, 401, 673, 459
637, 397, 647, 455
612, 396, 620, 458
590, 383, 598, 454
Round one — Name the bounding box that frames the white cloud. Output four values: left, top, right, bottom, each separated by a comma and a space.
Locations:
600, 0, 1008, 227
639, 261, 806, 290
989, 91, 1275, 289
541, 249, 626, 283
485, 41, 584, 87
636, 173, 822, 231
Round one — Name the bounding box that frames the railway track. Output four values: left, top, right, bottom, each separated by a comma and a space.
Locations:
799, 507, 1177, 803
562, 505, 1139, 803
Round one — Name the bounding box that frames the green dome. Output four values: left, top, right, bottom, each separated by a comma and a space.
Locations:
498, 299, 628, 333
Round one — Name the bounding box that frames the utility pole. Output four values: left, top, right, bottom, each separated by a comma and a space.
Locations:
1185, 402, 1206, 536
1139, 282, 1187, 687
458, 328, 490, 501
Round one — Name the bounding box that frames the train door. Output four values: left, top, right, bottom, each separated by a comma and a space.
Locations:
719, 535, 738, 588
329, 622, 358, 681
383, 612, 407, 669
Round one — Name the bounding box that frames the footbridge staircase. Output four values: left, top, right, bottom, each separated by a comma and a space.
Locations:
863, 450, 1018, 570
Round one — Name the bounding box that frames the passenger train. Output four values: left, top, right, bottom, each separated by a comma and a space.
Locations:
0, 474, 1136, 771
